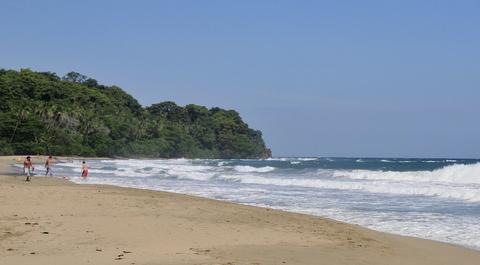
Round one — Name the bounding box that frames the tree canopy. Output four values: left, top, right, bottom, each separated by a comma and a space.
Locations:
0, 68, 271, 158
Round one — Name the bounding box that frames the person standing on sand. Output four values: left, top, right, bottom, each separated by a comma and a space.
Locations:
45, 155, 54, 176
81, 161, 89, 178
23, 156, 34, 182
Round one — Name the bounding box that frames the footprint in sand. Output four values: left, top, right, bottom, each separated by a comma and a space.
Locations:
189, 248, 211, 255
114, 251, 133, 260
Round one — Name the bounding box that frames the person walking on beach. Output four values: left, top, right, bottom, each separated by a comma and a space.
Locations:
23, 156, 34, 182
45, 155, 54, 176
81, 161, 89, 179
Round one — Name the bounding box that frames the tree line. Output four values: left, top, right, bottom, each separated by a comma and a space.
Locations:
0, 68, 271, 159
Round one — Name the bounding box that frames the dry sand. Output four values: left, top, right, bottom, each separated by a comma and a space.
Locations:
1, 156, 479, 265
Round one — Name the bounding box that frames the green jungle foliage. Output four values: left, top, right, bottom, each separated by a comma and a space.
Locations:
0, 69, 271, 158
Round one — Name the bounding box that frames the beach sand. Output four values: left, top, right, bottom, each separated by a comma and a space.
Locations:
1, 156, 479, 265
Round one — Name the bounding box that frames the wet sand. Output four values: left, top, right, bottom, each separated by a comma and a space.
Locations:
1, 156, 479, 265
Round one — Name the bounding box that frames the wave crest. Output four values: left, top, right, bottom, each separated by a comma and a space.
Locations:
334, 163, 480, 184
233, 165, 276, 173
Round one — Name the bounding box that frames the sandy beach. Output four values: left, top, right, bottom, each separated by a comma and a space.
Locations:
1, 156, 479, 265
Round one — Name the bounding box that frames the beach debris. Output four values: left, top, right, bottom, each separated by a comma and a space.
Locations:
42, 231, 49, 234
30, 252, 36, 255
7, 248, 15, 251
123, 250, 132, 254
96, 248, 102, 252
189, 248, 211, 255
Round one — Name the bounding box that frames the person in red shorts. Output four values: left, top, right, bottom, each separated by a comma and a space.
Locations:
81, 161, 89, 178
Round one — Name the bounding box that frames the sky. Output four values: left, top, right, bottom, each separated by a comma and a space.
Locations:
1, 0, 479, 158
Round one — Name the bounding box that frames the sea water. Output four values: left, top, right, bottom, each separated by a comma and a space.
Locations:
25, 157, 480, 249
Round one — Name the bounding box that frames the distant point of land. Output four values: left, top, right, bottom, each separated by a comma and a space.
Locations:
0, 68, 271, 159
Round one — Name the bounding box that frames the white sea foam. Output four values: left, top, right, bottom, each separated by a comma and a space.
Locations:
265, 157, 289, 161
233, 165, 276, 173
296, 158, 317, 161
217, 174, 480, 202
334, 163, 480, 185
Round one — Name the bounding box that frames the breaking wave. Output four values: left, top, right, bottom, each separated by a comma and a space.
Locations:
218, 174, 480, 202
233, 165, 276, 173
334, 163, 480, 185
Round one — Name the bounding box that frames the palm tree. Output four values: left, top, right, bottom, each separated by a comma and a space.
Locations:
9, 106, 30, 143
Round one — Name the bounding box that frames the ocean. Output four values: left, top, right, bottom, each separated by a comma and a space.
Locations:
22, 157, 480, 249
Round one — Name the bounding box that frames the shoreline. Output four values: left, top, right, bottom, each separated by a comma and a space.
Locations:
1, 156, 479, 264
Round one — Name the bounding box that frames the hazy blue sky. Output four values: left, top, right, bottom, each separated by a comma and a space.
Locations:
1, 1, 479, 158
